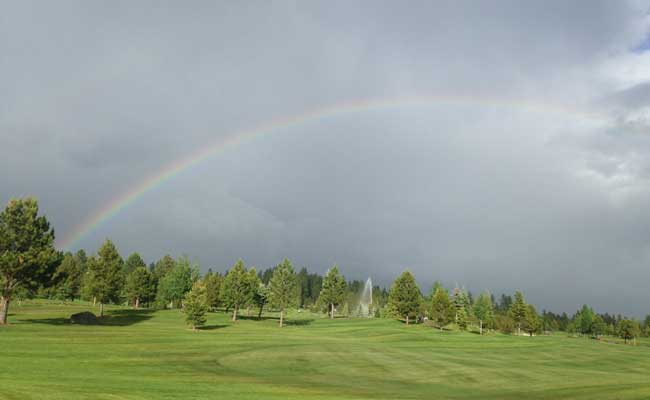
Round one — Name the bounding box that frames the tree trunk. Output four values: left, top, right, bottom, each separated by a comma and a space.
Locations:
232, 306, 238, 322
135, 297, 140, 309
247, 305, 251, 317
258, 305, 264, 320
406, 315, 410, 326
517, 323, 521, 336
99, 302, 104, 318
93, 296, 96, 306
0, 297, 9, 325
330, 303, 335, 319
279, 309, 284, 327
480, 320, 483, 335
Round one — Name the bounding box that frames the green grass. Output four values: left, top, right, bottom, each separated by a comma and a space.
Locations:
1, 301, 650, 399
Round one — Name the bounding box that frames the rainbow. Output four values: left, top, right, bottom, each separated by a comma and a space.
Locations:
59, 94, 607, 250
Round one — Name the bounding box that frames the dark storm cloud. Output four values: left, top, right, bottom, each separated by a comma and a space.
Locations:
2, 1, 650, 316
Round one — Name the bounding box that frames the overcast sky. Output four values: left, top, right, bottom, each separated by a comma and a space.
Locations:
3, 1, 650, 316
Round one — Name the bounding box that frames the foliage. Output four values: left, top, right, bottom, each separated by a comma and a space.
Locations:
124, 253, 147, 275
253, 282, 268, 319
509, 290, 527, 335
457, 307, 469, 330
183, 281, 208, 330
472, 290, 494, 334
430, 287, 454, 330
319, 265, 346, 319
124, 266, 155, 308
267, 258, 298, 327
0, 198, 58, 324
82, 239, 124, 316
387, 270, 422, 325
618, 319, 641, 344
52, 252, 83, 302
523, 304, 541, 336
203, 271, 224, 310
156, 255, 198, 309
221, 259, 253, 321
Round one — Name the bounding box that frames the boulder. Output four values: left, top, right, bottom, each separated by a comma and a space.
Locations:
70, 311, 98, 325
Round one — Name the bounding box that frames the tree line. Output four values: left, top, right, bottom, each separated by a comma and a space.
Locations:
0, 198, 647, 342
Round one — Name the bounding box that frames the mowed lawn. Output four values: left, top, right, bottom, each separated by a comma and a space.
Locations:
1, 301, 650, 400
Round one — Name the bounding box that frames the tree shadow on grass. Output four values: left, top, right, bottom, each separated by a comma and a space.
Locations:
283, 319, 314, 326
18, 317, 71, 325
236, 315, 314, 326
237, 315, 274, 321
19, 309, 155, 327
198, 324, 229, 331
98, 309, 154, 326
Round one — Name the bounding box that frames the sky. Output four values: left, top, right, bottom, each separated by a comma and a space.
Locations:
2, 1, 650, 316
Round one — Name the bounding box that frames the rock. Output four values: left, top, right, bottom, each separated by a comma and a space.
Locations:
70, 311, 98, 325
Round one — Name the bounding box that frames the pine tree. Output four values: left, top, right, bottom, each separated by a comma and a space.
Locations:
221, 259, 253, 321
473, 290, 494, 335
52, 252, 83, 302
430, 287, 453, 330
183, 281, 208, 330
84, 239, 124, 317
253, 282, 268, 319
619, 319, 641, 344
156, 255, 198, 309
124, 266, 154, 308
319, 265, 346, 319
457, 307, 468, 330
592, 315, 606, 338
509, 290, 527, 336
387, 270, 422, 325
124, 253, 147, 274
203, 271, 224, 311
524, 304, 540, 336
0, 198, 58, 324
268, 258, 298, 327
577, 304, 595, 336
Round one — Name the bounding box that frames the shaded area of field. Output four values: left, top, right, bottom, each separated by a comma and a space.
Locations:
1, 301, 649, 400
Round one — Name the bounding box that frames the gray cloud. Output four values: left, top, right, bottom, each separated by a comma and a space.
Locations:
2, 1, 650, 316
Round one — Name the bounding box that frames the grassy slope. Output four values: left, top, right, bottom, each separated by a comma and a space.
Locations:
1, 301, 649, 400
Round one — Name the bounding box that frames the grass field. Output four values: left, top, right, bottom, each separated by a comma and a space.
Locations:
1, 301, 650, 400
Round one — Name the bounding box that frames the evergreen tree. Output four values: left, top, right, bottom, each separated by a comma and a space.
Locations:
452, 287, 470, 323
342, 302, 350, 317
319, 265, 346, 319
253, 282, 268, 319
473, 290, 494, 335
183, 281, 208, 330
387, 270, 422, 325
430, 287, 453, 330
618, 319, 640, 344
124, 253, 146, 274
524, 304, 541, 336
203, 271, 224, 310
592, 315, 606, 338
244, 268, 261, 316
577, 304, 595, 336
124, 266, 154, 308
156, 255, 198, 309
83, 239, 124, 317
52, 252, 83, 302
268, 258, 298, 327
221, 259, 253, 321
509, 290, 527, 336
457, 307, 469, 330
0, 198, 58, 324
